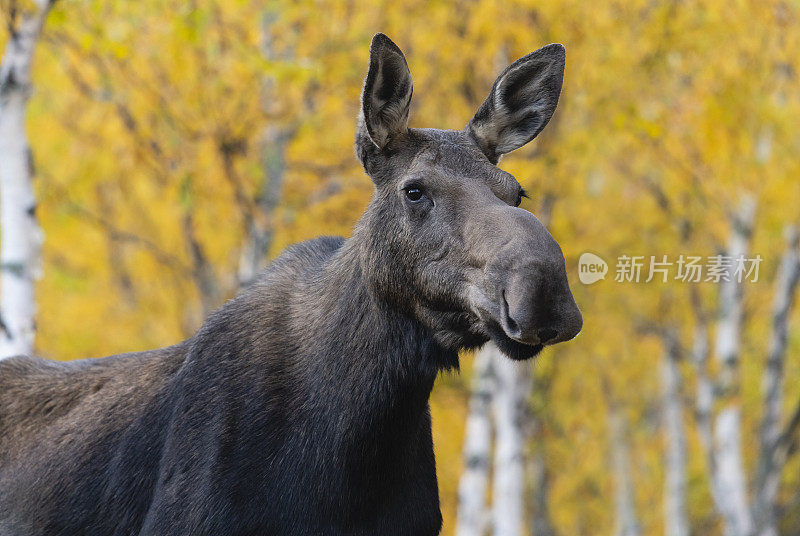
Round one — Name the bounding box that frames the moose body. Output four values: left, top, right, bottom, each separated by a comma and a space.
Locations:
0, 35, 581, 535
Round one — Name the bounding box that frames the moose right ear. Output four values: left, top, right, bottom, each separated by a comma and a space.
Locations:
466, 44, 565, 164
358, 33, 413, 150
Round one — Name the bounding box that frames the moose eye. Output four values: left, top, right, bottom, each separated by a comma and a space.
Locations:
514, 188, 528, 207
405, 187, 424, 202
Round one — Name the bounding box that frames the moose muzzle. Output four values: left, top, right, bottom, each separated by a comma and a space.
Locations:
474, 207, 583, 350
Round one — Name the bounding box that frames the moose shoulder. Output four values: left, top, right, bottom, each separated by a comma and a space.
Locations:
0, 34, 581, 536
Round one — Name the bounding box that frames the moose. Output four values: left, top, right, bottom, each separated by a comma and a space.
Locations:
0, 34, 582, 535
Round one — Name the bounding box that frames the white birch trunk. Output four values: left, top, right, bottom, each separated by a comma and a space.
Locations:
690, 314, 726, 514
661, 332, 689, 536
491, 344, 530, 536
753, 226, 800, 536
0, 1, 52, 359
609, 404, 641, 536
527, 371, 555, 536
455, 347, 496, 536
713, 197, 756, 536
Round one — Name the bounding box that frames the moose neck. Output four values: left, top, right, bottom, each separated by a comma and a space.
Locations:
300, 229, 455, 440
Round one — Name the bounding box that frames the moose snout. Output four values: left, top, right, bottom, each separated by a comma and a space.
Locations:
470, 207, 583, 352
484, 223, 583, 348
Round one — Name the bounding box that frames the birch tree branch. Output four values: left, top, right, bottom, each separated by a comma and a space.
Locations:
774, 397, 800, 462
181, 209, 220, 317
57, 193, 193, 277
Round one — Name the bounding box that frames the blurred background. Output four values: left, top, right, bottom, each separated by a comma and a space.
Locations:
2, 0, 800, 535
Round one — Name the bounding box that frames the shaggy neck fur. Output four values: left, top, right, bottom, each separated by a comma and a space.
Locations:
141, 226, 457, 533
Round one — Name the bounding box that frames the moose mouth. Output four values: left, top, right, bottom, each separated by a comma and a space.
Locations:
482, 291, 542, 360
484, 319, 544, 361
465, 284, 545, 360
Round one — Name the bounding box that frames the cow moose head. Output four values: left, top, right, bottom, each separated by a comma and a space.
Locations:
354, 34, 582, 361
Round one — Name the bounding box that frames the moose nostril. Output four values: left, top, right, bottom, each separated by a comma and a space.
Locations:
501, 291, 521, 337
537, 328, 558, 344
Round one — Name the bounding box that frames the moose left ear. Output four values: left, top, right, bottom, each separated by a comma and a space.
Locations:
466, 44, 565, 163
359, 33, 413, 150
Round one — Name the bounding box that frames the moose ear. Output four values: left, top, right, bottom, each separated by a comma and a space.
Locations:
358, 33, 413, 150
466, 44, 565, 163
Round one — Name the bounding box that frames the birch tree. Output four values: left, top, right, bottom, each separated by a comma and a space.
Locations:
608, 402, 641, 536
237, 9, 294, 287
529, 448, 555, 536
491, 348, 531, 536
455, 343, 539, 536
753, 226, 800, 536
528, 368, 556, 536
660, 330, 689, 536
237, 125, 291, 287
455, 347, 495, 536
0, 0, 54, 358
712, 197, 756, 536
688, 289, 724, 516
